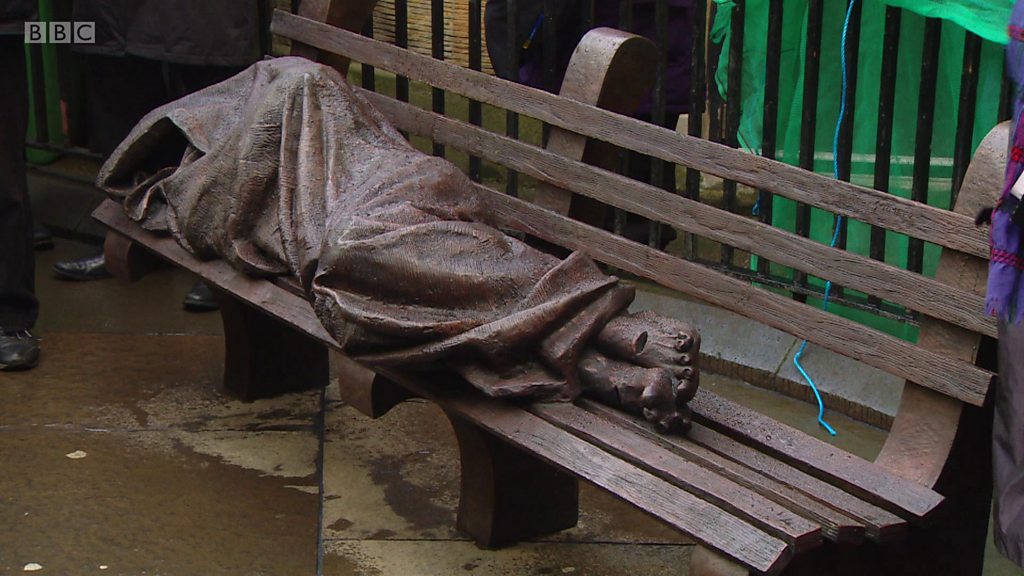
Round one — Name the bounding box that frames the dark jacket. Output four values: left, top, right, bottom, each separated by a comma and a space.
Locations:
485, 0, 693, 117
0, 0, 36, 35
71, 0, 264, 66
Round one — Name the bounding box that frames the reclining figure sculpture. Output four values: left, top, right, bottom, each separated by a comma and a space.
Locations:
98, 58, 700, 433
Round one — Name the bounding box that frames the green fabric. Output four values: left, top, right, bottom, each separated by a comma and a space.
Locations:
881, 0, 1013, 44
712, 0, 1007, 338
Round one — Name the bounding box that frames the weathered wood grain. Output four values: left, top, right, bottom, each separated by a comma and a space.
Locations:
531, 402, 827, 550
386, 377, 795, 575
357, 88, 997, 339
687, 390, 944, 521
579, 399, 905, 544
271, 10, 990, 259
875, 123, 1004, 486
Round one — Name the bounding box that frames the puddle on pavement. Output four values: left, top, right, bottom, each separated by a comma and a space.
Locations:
0, 428, 318, 575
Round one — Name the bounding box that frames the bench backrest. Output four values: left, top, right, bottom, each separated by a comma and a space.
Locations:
272, 2, 1000, 486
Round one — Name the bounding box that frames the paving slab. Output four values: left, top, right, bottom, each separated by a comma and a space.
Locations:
322, 539, 692, 576
33, 239, 222, 337
775, 341, 904, 428
0, 428, 319, 576
0, 332, 317, 432
323, 395, 689, 545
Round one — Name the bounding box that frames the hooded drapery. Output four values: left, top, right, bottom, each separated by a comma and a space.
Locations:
98, 56, 637, 401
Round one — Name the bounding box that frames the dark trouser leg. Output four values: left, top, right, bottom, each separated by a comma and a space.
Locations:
994, 319, 1024, 567
84, 55, 167, 157
0, 37, 38, 332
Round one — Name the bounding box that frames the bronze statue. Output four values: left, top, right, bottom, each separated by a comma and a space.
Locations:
98, 58, 699, 433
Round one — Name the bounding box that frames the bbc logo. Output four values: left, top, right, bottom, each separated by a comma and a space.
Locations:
24, 22, 95, 44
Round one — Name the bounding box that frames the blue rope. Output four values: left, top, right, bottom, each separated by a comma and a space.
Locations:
792, 0, 857, 437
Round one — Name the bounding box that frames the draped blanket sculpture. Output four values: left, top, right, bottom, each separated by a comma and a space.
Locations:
98, 57, 700, 432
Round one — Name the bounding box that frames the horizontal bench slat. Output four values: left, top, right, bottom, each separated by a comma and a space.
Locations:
578, 400, 905, 544
430, 178, 994, 406
687, 391, 944, 521
393, 381, 795, 575
270, 10, 989, 260
682, 420, 908, 543
531, 402, 828, 550
357, 88, 996, 339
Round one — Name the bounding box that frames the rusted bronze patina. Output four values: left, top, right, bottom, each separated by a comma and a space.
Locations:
98, 58, 699, 432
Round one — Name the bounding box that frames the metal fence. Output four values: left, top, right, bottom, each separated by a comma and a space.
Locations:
347, 0, 1009, 337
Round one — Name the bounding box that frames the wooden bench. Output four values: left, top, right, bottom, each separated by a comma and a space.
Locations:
93, 2, 1004, 574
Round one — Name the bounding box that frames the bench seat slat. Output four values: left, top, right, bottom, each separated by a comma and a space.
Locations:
687, 392, 944, 521
577, 400, 905, 544
390, 381, 795, 575
269, 10, 989, 260
531, 402, 831, 549
356, 87, 996, 339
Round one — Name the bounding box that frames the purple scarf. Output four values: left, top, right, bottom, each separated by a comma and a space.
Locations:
988, 2, 1024, 324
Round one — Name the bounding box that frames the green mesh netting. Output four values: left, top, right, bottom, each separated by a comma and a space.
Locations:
713, 0, 1007, 338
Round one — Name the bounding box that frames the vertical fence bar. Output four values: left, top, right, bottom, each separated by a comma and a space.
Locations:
720, 0, 744, 266
707, 2, 725, 160
431, 0, 446, 158
756, 0, 783, 276
686, 0, 707, 260
542, 0, 558, 94
581, 0, 595, 30
468, 0, 483, 181
506, 0, 520, 196
613, 0, 633, 237
868, 6, 901, 309
908, 17, 942, 275
951, 31, 982, 204
619, 0, 634, 31
649, 0, 670, 249
396, 0, 409, 102
794, 0, 823, 301
360, 16, 376, 91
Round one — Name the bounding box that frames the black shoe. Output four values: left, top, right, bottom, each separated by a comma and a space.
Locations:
53, 252, 113, 281
33, 225, 54, 251
0, 330, 40, 371
183, 281, 219, 312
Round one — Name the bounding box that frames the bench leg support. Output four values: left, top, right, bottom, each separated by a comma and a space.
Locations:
103, 230, 163, 282
333, 353, 414, 418
446, 412, 579, 548
216, 291, 330, 399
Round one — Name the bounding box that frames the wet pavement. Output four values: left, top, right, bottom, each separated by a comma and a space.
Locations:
1, 238, 1021, 575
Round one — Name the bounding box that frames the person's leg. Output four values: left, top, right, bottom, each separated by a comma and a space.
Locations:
994, 318, 1024, 567
53, 55, 167, 280
0, 36, 41, 369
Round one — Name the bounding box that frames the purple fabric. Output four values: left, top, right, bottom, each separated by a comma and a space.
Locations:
989, 1, 1024, 324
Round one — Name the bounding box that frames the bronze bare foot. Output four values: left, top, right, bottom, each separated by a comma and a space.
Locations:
577, 349, 692, 434
594, 310, 700, 405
